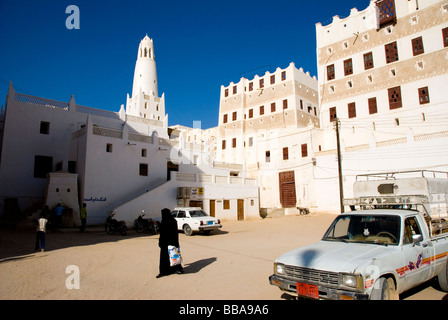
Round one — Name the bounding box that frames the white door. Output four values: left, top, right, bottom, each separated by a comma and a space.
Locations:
401, 216, 434, 289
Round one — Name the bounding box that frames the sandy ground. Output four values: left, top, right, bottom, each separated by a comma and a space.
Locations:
0, 213, 446, 300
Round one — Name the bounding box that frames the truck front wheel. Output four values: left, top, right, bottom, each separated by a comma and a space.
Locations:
437, 260, 448, 291
370, 277, 398, 300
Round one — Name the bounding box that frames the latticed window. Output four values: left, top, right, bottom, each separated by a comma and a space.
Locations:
344, 59, 353, 76
377, 0, 396, 27
364, 52, 374, 70
412, 37, 424, 56
327, 64, 335, 80
388, 86, 402, 110
418, 87, 430, 105
385, 41, 399, 63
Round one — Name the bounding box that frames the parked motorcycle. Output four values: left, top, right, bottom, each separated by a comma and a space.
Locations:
134, 213, 156, 235
105, 212, 127, 236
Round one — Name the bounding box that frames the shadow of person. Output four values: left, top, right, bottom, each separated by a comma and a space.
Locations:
183, 257, 217, 274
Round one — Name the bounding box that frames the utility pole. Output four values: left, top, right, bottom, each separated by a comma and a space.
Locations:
334, 118, 344, 213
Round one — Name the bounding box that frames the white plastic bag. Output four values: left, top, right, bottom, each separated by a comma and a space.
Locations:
168, 245, 182, 267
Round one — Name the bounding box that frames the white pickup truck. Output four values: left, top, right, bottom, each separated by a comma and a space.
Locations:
269, 171, 448, 300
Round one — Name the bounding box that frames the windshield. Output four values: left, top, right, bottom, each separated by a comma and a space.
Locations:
323, 214, 400, 245
189, 210, 208, 218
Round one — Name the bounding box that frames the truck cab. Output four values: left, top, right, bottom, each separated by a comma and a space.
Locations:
269, 171, 448, 300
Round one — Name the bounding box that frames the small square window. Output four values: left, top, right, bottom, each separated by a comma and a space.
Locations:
265, 150, 270, 163
106, 143, 113, 153
40, 121, 50, 135
139, 163, 148, 176
142, 149, 147, 157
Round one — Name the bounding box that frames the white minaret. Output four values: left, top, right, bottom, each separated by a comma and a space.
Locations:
132, 35, 158, 98
126, 35, 166, 124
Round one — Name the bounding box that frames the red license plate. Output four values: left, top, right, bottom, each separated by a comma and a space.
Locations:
296, 282, 319, 299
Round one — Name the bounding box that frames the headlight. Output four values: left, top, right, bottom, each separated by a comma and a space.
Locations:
341, 273, 363, 290
274, 263, 286, 275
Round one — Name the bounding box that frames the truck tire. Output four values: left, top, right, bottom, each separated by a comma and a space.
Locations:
370, 277, 398, 300
437, 260, 448, 292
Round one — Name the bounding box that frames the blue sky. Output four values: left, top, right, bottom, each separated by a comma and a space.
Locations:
0, 0, 370, 129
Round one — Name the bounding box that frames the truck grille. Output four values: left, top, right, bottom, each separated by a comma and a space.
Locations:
285, 265, 339, 287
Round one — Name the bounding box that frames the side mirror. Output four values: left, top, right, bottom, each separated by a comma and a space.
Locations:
412, 234, 423, 245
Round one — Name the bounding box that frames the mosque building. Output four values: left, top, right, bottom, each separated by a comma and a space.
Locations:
1, 0, 447, 225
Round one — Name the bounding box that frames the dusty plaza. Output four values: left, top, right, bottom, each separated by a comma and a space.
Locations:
0, 213, 446, 301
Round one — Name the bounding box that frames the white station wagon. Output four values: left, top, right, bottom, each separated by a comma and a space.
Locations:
171, 207, 222, 236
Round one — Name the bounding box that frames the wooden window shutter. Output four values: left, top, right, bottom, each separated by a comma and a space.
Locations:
344, 58, 353, 76
260, 105, 264, 115
385, 42, 399, 64
377, 0, 396, 27
329, 107, 337, 122
363, 52, 374, 70
412, 37, 424, 56
418, 87, 430, 105
368, 97, 378, 114
283, 147, 288, 160
443, 27, 448, 47
388, 86, 402, 110
327, 64, 335, 80
271, 103, 276, 113
223, 114, 228, 123
348, 102, 356, 118
301, 144, 308, 158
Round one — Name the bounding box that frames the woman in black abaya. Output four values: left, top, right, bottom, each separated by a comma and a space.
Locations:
157, 208, 184, 278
